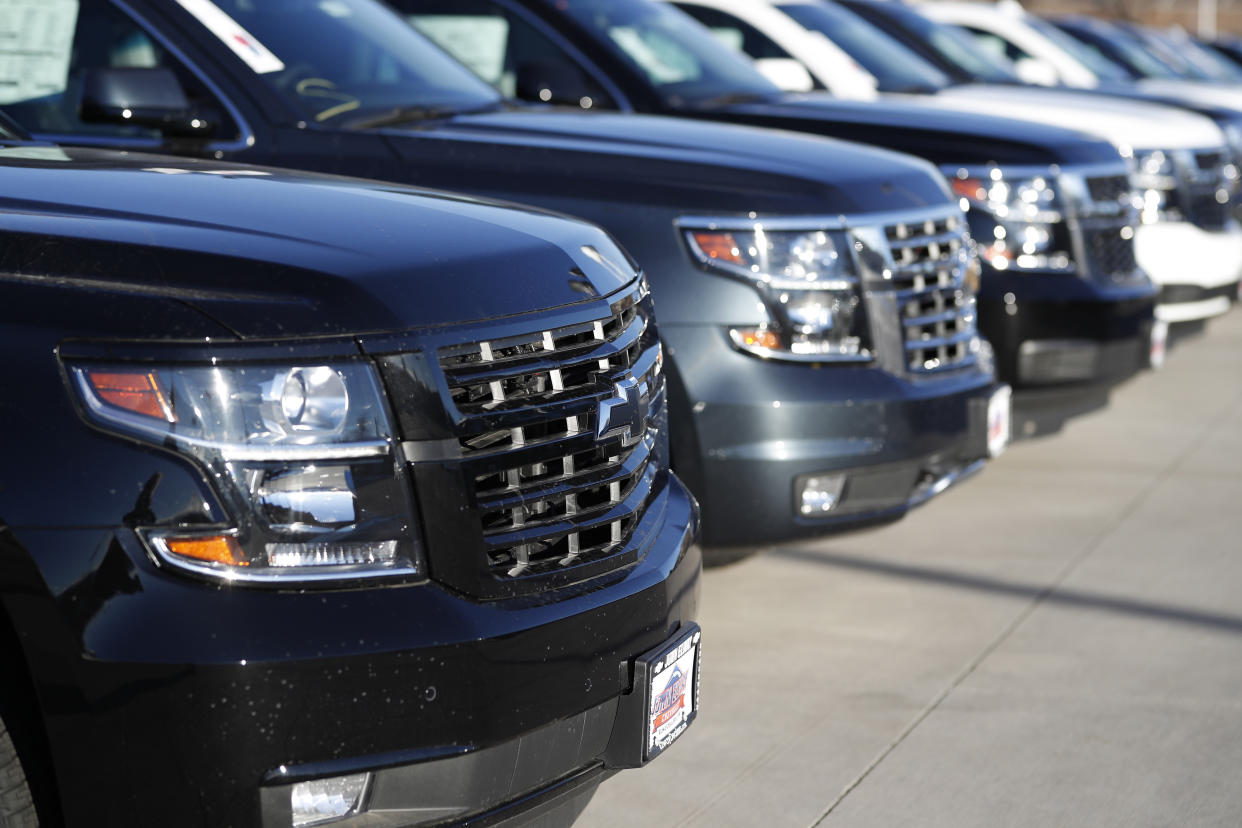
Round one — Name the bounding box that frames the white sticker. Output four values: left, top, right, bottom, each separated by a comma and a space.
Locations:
409, 16, 509, 87
175, 0, 284, 75
0, 0, 80, 105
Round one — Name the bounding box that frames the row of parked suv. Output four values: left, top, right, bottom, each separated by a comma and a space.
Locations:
0, 2, 1238, 827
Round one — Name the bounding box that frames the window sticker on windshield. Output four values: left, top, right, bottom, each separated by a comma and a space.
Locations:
175, 0, 284, 74
0, 0, 80, 105
408, 16, 509, 86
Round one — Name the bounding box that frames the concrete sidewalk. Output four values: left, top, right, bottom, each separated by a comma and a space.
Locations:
579, 307, 1242, 828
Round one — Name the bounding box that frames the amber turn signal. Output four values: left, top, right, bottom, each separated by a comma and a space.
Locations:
736, 328, 782, 351
951, 177, 987, 202
691, 231, 746, 265
86, 370, 175, 422
164, 536, 248, 567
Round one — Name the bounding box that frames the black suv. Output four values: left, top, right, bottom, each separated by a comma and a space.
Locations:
1, 0, 1010, 550
398, 0, 1159, 390
0, 119, 700, 828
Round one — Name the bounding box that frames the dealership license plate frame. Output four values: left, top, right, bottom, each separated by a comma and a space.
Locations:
987, 384, 1012, 458
641, 624, 701, 763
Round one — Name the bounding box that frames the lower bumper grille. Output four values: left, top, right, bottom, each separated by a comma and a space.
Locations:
1083, 225, 1138, 281
1185, 188, 1231, 231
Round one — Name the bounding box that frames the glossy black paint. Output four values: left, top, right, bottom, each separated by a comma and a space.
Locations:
0, 145, 700, 827
381, 0, 1155, 387
8, 0, 1021, 550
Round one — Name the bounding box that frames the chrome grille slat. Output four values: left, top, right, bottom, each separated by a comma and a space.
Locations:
437, 287, 662, 581
883, 211, 980, 375
481, 461, 653, 551
476, 437, 652, 513
443, 314, 646, 386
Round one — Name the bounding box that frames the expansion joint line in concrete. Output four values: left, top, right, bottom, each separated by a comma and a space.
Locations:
806, 380, 1242, 827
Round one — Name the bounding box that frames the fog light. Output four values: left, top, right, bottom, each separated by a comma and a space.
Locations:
797, 474, 846, 516
291, 773, 371, 827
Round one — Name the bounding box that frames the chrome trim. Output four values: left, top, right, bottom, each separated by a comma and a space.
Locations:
727, 328, 873, 364
676, 203, 958, 233
143, 529, 420, 584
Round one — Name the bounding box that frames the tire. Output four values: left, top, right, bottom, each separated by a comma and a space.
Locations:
0, 718, 38, 828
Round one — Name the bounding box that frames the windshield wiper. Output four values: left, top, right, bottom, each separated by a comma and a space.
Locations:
341, 105, 465, 131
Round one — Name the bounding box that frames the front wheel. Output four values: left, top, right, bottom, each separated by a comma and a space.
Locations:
0, 718, 37, 828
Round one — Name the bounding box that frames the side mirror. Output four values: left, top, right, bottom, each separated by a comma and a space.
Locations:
80, 67, 212, 136
753, 57, 816, 92
515, 61, 597, 108
1012, 57, 1060, 87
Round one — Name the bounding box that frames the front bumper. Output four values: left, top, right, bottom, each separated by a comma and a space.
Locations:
1135, 221, 1242, 322
17, 478, 700, 828
977, 266, 1156, 387
662, 325, 998, 546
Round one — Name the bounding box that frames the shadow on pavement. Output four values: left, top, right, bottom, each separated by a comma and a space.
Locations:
768, 546, 1242, 635
1012, 384, 1113, 441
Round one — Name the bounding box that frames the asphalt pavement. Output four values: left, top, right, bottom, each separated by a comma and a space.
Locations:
579, 306, 1242, 828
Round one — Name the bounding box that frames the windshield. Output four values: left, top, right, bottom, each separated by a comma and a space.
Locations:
168, 0, 502, 126
1023, 16, 1130, 83
1057, 20, 1182, 80
1148, 28, 1242, 82
778, 2, 950, 92
543, 0, 779, 106
0, 110, 25, 140
854, 3, 1021, 85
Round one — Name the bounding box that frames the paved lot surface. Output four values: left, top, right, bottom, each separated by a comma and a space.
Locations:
580, 307, 1242, 828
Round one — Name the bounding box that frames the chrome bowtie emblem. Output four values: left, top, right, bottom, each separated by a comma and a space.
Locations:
597, 375, 649, 446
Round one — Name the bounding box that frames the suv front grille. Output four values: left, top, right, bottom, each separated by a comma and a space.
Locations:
437, 287, 663, 583
885, 213, 979, 375
1086, 174, 1130, 204
1174, 147, 1234, 231
1077, 172, 1141, 283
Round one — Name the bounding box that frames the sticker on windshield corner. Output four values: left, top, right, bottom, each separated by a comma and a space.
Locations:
175, 0, 285, 74
0, 0, 80, 105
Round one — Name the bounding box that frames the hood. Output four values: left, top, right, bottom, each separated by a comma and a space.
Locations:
1135, 79, 1242, 119
0, 145, 639, 339
714, 92, 1122, 168
386, 109, 955, 215
921, 85, 1226, 151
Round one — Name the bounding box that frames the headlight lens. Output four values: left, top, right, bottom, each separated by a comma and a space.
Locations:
683, 225, 871, 361
948, 168, 1072, 272
71, 360, 419, 583
1131, 149, 1181, 225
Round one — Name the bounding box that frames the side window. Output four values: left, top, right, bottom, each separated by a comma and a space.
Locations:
963, 28, 1030, 64
406, 0, 617, 108
0, 0, 237, 140
672, 4, 794, 61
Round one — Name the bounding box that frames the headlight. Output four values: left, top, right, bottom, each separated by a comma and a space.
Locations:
1220, 124, 1242, 186
947, 167, 1072, 272
70, 360, 420, 584
681, 223, 872, 361
1131, 149, 1181, 225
